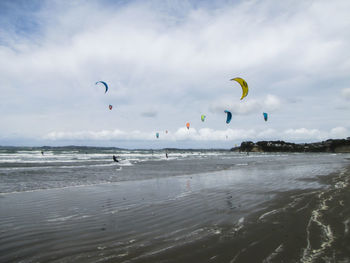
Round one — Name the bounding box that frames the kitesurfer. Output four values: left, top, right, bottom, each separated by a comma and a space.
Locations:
166, 152, 168, 158
113, 155, 119, 162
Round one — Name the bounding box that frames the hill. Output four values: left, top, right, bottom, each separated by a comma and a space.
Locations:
232, 138, 350, 153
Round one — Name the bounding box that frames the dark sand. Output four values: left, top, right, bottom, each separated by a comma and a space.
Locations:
129, 166, 350, 263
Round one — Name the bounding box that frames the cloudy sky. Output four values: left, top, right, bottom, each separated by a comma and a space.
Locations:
1, 0, 349, 148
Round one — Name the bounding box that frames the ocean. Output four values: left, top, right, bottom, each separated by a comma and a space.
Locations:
0, 147, 349, 262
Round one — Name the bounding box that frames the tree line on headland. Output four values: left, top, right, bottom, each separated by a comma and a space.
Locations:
232, 138, 350, 153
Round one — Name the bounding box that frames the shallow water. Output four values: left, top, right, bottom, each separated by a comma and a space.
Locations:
0, 148, 349, 262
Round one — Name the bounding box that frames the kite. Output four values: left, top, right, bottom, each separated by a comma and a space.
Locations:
96, 81, 109, 93
201, 115, 206, 122
263, 112, 268, 121
230, 77, 248, 100
186, 122, 190, 130
224, 110, 232, 124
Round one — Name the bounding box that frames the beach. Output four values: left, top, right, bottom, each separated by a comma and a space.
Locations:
152, 167, 350, 263
0, 148, 349, 262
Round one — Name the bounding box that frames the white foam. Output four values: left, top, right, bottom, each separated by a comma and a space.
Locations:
238, 217, 245, 224
47, 215, 76, 222
230, 217, 245, 234
258, 209, 279, 221
116, 160, 133, 166
344, 218, 350, 234
0, 181, 121, 195
264, 244, 284, 262
301, 191, 335, 263
0, 162, 117, 171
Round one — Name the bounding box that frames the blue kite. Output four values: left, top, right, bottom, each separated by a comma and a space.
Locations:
95, 81, 109, 93
263, 112, 268, 121
224, 110, 232, 124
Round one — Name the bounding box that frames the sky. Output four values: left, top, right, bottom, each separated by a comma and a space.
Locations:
0, 0, 349, 148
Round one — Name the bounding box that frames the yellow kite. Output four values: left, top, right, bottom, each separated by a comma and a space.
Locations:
231, 77, 248, 100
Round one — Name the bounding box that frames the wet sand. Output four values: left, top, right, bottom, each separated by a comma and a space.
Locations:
1, 156, 349, 262
133, 166, 350, 263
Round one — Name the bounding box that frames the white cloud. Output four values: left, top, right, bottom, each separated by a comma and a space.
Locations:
43, 126, 348, 143
341, 88, 350, 100
283, 128, 324, 141
263, 95, 281, 111
209, 98, 260, 115
330, 127, 348, 138
44, 129, 152, 141
209, 94, 281, 115
257, 128, 278, 138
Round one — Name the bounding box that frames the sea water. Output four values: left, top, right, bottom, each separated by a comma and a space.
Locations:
0, 147, 349, 262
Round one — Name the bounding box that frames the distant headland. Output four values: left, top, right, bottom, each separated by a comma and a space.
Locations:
232, 138, 350, 153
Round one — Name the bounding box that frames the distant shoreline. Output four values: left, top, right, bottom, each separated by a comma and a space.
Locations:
1, 138, 350, 152
0, 145, 230, 151
232, 138, 350, 153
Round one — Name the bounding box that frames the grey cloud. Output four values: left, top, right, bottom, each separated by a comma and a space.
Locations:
141, 111, 158, 118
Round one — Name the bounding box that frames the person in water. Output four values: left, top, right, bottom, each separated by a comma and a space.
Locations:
112, 155, 119, 162
165, 152, 168, 158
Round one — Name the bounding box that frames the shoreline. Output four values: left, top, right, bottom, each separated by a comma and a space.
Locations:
132, 164, 350, 262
